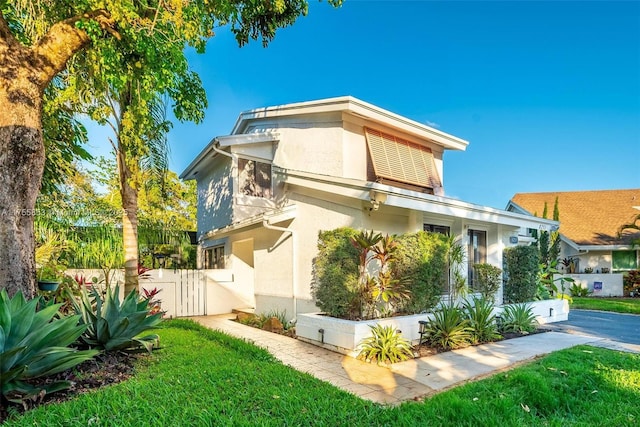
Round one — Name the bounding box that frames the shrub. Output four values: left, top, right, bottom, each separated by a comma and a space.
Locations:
393, 231, 448, 314
623, 270, 640, 296
422, 304, 472, 350
311, 227, 360, 319
473, 263, 502, 300
569, 283, 591, 297
0, 290, 98, 402
500, 303, 538, 334
357, 324, 414, 364
71, 285, 163, 352
463, 297, 502, 344
503, 245, 539, 303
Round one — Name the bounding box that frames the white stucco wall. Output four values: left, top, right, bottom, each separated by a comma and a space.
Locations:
197, 157, 233, 234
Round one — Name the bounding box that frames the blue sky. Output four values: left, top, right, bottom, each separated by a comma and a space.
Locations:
88, 0, 640, 209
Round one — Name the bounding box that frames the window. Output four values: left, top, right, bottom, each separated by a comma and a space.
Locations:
238, 158, 272, 198
424, 224, 450, 235
204, 245, 225, 269
364, 128, 442, 191
467, 229, 487, 290
612, 250, 638, 272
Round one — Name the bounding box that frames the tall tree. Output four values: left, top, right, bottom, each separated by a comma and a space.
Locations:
0, 0, 341, 297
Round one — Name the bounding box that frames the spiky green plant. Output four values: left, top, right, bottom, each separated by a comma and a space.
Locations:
357, 324, 414, 364
71, 285, 162, 352
500, 303, 538, 334
462, 297, 502, 344
423, 304, 473, 350
0, 290, 98, 402
569, 283, 591, 297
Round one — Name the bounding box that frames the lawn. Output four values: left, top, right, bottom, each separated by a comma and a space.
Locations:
571, 297, 640, 315
4, 320, 639, 426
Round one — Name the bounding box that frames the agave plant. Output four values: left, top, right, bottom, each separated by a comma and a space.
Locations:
71, 285, 163, 352
0, 290, 98, 402
423, 304, 472, 350
462, 297, 502, 344
358, 324, 414, 364
500, 303, 538, 334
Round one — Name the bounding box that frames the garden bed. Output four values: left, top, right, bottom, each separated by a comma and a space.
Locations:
1, 352, 145, 422
296, 299, 568, 357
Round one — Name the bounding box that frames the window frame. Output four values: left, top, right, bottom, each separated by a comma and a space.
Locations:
203, 245, 225, 269
467, 229, 487, 290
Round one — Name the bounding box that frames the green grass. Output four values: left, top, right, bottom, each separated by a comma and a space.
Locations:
571, 297, 640, 315
4, 319, 640, 426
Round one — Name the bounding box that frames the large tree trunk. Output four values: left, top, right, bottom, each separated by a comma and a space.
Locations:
117, 146, 139, 295
0, 12, 95, 296
0, 124, 44, 298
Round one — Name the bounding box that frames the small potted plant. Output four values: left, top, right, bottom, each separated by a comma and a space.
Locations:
37, 262, 65, 292
583, 267, 593, 274
35, 230, 67, 292
601, 267, 610, 274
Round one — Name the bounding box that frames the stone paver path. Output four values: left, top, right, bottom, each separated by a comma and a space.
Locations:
190, 315, 616, 405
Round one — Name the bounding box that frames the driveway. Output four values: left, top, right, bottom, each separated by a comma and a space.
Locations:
547, 309, 640, 346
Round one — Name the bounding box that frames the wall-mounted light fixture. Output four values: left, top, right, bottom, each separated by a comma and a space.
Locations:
369, 190, 387, 212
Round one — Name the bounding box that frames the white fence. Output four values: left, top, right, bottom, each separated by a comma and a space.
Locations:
66, 268, 251, 318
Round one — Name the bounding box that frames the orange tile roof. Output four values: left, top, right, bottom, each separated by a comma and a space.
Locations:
511, 189, 640, 246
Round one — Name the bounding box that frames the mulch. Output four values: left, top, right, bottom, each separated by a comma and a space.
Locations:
0, 351, 144, 423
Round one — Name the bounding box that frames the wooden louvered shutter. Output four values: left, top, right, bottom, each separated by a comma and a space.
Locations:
365, 128, 442, 189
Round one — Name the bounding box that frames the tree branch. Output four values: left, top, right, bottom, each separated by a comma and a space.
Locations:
32, 9, 118, 89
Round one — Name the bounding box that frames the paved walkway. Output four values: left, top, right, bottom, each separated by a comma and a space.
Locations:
190, 314, 635, 405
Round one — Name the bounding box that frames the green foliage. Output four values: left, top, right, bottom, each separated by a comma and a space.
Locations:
6, 325, 639, 426
447, 236, 468, 299
571, 297, 640, 314
237, 310, 294, 331
500, 303, 538, 334
392, 231, 448, 314
311, 227, 360, 319
0, 290, 98, 402
422, 304, 472, 350
71, 285, 162, 352
473, 263, 502, 300
503, 245, 539, 303
312, 228, 410, 320
569, 283, 591, 297
537, 264, 575, 300
357, 324, 414, 364
462, 297, 502, 344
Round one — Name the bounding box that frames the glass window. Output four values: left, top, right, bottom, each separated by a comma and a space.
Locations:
204, 245, 225, 269
238, 158, 272, 198
612, 250, 638, 272
467, 229, 487, 290
424, 224, 450, 235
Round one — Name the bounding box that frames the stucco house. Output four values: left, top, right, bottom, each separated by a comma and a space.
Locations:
507, 189, 640, 295
180, 96, 556, 318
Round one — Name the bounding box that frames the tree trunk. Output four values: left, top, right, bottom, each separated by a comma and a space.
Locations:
0, 26, 47, 297
0, 125, 43, 298
0, 11, 102, 296
117, 146, 139, 295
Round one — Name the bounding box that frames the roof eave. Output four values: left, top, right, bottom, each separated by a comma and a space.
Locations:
231, 96, 469, 151
282, 169, 557, 230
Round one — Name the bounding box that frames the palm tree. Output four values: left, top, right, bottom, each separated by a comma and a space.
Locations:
619, 213, 640, 247
106, 86, 171, 295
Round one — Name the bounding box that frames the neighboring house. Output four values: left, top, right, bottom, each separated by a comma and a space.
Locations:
180, 96, 556, 317
507, 189, 640, 295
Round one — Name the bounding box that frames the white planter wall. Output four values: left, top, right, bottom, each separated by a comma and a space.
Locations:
560, 273, 624, 297
296, 299, 570, 357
